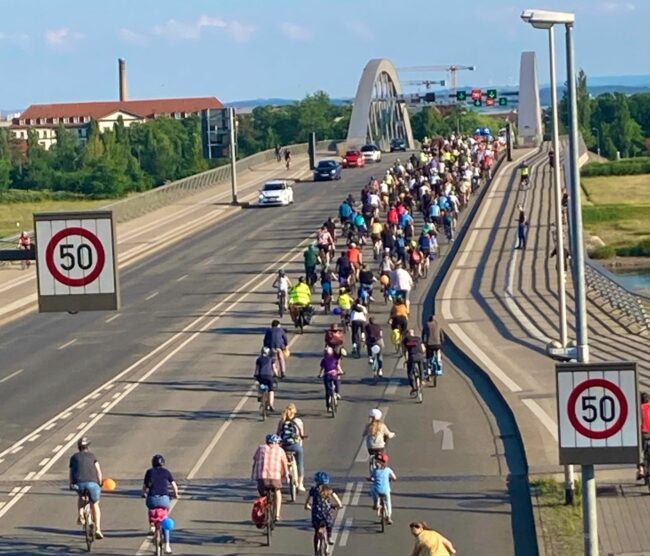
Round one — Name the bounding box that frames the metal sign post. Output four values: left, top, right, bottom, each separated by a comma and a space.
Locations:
34, 211, 119, 313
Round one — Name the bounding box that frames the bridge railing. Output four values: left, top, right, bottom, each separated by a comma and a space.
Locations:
103, 140, 337, 223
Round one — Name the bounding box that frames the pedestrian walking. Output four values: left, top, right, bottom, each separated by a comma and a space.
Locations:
515, 204, 528, 250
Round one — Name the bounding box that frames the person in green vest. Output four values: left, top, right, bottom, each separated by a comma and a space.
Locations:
289, 277, 312, 330
304, 244, 319, 286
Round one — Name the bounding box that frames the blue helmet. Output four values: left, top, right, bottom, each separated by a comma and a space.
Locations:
314, 471, 330, 486
266, 434, 281, 445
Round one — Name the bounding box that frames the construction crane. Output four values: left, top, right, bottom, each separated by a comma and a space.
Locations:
398, 65, 476, 96
402, 79, 446, 90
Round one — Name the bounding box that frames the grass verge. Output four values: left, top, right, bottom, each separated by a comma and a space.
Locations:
531, 478, 583, 556
0, 199, 107, 238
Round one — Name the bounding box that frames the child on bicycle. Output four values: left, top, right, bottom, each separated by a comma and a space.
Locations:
369, 452, 397, 525
318, 347, 343, 412
305, 471, 343, 553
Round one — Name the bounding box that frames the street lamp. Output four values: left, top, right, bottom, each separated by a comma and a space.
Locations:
521, 9, 598, 556
592, 127, 601, 157
520, 6, 571, 507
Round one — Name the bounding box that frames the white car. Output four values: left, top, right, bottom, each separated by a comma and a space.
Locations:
361, 144, 382, 163
258, 180, 294, 206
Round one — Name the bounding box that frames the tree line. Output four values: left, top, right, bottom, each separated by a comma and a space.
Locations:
409, 105, 508, 142
0, 116, 207, 197
558, 69, 649, 159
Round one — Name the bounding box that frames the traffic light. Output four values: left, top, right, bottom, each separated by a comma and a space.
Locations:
424, 92, 436, 103
499, 97, 508, 106
471, 89, 482, 101
487, 89, 497, 100
486, 98, 495, 106
473, 99, 482, 107
456, 91, 467, 101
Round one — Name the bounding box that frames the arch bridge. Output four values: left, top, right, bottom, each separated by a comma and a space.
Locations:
346, 59, 414, 153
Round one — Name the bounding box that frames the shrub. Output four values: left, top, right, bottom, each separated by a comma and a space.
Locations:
0, 189, 103, 203
616, 239, 650, 257
581, 158, 650, 177
590, 245, 616, 259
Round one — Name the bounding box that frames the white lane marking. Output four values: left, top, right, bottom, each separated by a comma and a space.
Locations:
456, 230, 478, 267
176, 274, 188, 282
0, 458, 4, 464
0, 486, 31, 519
432, 420, 454, 450
43, 423, 56, 431
339, 517, 353, 547
24, 472, 35, 481
448, 325, 522, 393
101, 402, 110, 409
60, 412, 71, 419
77, 422, 87, 430
27, 434, 40, 442
52, 444, 63, 452
105, 313, 121, 323
112, 392, 121, 400
38, 458, 49, 467
9, 487, 20, 496
0, 369, 24, 384
145, 291, 159, 301
441, 269, 460, 321
0, 230, 312, 482
0, 502, 4, 511
187, 387, 255, 480
351, 481, 363, 506
330, 482, 353, 547
57, 338, 77, 350
385, 379, 400, 396
90, 393, 101, 400
522, 398, 558, 441
64, 433, 75, 441
89, 413, 97, 418
75, 402, 87, 409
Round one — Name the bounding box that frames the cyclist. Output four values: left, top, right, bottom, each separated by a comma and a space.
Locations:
69, 437, 104, 540
336, 287, 354, 326
272, 270, 292, 312
338, 198, 354, 228
320, 267, 334, 313
408, 242, 423, 280
142, 454, 179, 554
304, 472, 343, 553
335, 250, 353, 287
349, 298, 368, 356
389, 298, 409, 338
317, 225, 335, 265
275, 144, 281, 162
18, 231, 32, 268
284, 148, 292, 169
318, 347, 343, 412
408, 521, 457, 555
519, 161, 530, 184
347, 241, 363, 279
402, 328, 426, 396
304, 244, 319, 287
251, 434, 288, 522
422, 315, 444, 374
369, 453, 396, 525
254, 347, 279, 412
277, 403, 306, 493
358, 263, 376, 303
363, 409, 396, 460
365, 317, 384, 372
637, 392, 650, 479
263, 320, 288, 378
324, 322, 345, 355
288, 277, 312, 329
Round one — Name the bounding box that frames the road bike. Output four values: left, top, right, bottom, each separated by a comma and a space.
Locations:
264, 488, 277, 546
409, 360, 424, 403
78, 489, 95, 552
276, 290, 286, 318
258, 383, 271, 421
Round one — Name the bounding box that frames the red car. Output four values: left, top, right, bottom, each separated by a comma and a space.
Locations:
342, 150, 365, 168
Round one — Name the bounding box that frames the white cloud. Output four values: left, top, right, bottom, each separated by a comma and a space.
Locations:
0, 31, 30, 47
228, 20, 256, 43
279, 22, 311, 42
45, 28, 83, 47
118, 28, 149, 46
344, 21, 373, 41
598, 1, 635, 11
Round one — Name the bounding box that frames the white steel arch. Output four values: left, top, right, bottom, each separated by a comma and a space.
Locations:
346, 58, 414, 152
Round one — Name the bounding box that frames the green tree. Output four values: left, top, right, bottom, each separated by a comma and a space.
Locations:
628, 92, 650, 137
560, 68, 593, 144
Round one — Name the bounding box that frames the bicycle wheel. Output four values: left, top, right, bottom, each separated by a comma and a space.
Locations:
261, 392, 267, 422
379, 499, 386, 534
266, 492, 275, 546
416, 373, 423, 403
289, 461, 297, 502
330, 392, 337, 418
85, 518, 94, 552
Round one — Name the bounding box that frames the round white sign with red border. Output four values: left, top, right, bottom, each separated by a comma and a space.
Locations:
566, 378, 628, 440
45, 227, 106, 287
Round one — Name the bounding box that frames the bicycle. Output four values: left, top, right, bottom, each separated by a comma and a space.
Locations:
426, 353, 443, 388
286, 451, 299, 503
391, 327, 403, 356
264, 488, 277, 546
643, 441, 650, 493
377, 494, 389, 533
372, 238, 383, 261
315, 521, 330, 555
258, 384, 271, 421
324, 377, 339, 418
410, 361, 424, 403
369, 345, 382, 380
78, 489, 95, 552
277, 290, 286, 318
148, 507, 168, 556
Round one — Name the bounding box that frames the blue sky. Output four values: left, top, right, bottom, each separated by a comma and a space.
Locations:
1, 0, 649, 109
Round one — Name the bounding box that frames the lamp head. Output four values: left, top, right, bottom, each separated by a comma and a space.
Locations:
521, 8, 575, 29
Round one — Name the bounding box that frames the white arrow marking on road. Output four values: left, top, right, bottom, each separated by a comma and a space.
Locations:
432, 420, 454, 450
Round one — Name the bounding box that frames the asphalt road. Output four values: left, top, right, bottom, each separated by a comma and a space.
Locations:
0, 154, 536, 555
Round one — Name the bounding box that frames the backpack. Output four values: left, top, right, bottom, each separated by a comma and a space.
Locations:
251, 496, 267, 528
326, 329, 344, 347
280, 419, 300, 446
339, 203, 352, 219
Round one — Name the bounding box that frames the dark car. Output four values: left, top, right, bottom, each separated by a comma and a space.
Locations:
390, 138, 407, 152
313, 159, 342, 181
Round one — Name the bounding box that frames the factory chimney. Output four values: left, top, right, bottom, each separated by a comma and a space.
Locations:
118, 58, 128, 101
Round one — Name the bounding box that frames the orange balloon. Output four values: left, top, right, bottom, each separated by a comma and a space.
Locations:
380, 275, 390, 286
103, 478, 116, 491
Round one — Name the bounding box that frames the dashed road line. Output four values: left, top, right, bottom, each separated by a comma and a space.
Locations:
57, 338, 77, 350
38, 458, 50, 467
53, 445, 63, 452
60, 412, 72, 420
64, 433, 75, 442
339, 518, 353, 547
43, 423, 56, 431
176, 274, 188, 282
9, 487, 20, 496
385, 378, 400, 396
105, 313, 121, 323
10, 446, 23, 454
77, 422, 87, 430
145, 291, 159, 301
0, 486, 31, 519
27, 434, 40, 442
24, 472, 35, 481
0, 369, 24, 384
351, 481, 363, 506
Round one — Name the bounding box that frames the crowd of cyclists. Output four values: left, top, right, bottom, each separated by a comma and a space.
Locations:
68, 133, 499, 555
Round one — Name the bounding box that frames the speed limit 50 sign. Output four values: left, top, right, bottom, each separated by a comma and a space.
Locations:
34, 211, 119, 313
557, 362, 638, 465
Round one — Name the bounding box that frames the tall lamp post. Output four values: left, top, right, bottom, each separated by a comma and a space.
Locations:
592, 127, 601, 157
520, 7, 572, 506
521, 9, 597, 556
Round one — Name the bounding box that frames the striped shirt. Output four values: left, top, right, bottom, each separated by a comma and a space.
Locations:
251, 444, 288, 481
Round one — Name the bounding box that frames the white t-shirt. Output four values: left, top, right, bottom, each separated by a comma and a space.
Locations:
350, 305, 368, 322
392, 268, 413, 291
275, 276, 291, 292
368, 193, 381, 207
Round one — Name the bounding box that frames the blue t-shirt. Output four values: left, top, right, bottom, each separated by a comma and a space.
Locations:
371, 467, 394, 495
429, 204, 440, 218
263, 327, 287, 349
143, 467, 174, 497
256, 355, 275, 379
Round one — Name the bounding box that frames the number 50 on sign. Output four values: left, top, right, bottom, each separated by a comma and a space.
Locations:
556, 362, 638, 465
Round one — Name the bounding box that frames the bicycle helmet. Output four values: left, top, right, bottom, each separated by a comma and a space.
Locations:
266, 434, 281, 445
376, 452, 389, 464
314, 471, 330, 485
371, 344, 382, 356
152, 454, 165, 468
369, 408, 383, 421
278, 269, 285, 276
77, 437, 90, 450
261, 347, 271, 356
